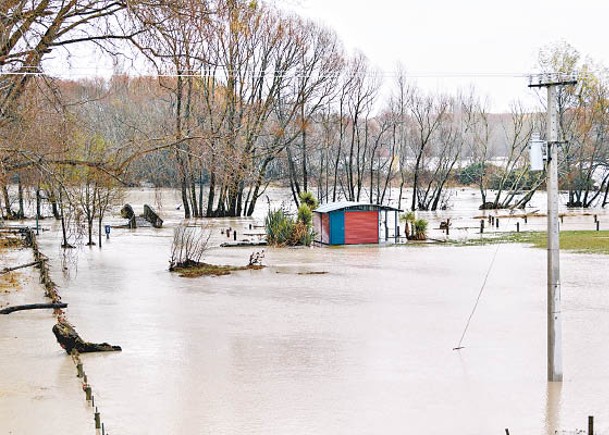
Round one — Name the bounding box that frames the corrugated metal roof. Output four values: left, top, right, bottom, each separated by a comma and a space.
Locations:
314, 201, 402, 213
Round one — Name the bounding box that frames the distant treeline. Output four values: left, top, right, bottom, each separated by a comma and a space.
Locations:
2, 1, 608, 243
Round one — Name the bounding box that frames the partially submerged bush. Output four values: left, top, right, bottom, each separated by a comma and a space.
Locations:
413, 218, 428, 240
400, 211, 416, 239
169, 224, 211, 270
399, 212, 428, 241
266, 192, 318, 247
265, 208, 295, 246
291, 221, 315, 246
297, 203, 313, 226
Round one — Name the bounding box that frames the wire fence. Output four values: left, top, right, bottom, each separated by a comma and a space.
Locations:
26, 228, 112, 434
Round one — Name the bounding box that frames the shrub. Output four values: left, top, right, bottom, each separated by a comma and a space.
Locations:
297, 203, 313, 226
400, 212, 416, 239
290, 221, 315, 246
265, 192, 319, 247
400, 211, 415, 223
169, 224, 211, 270
299, 191, 319, 211
265, 208, 294, 246
413, 218, 428, 240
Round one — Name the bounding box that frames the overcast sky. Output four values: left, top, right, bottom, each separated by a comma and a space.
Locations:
46, 0, 608, 113
282, 0, 609, 112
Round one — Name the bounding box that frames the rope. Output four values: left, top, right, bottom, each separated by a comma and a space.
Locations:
453, 214, 515, 350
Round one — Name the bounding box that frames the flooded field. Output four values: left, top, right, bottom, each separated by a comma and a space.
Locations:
1, 188, 609, 434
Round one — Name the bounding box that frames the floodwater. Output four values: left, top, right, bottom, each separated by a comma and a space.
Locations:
2, 188, 609, 434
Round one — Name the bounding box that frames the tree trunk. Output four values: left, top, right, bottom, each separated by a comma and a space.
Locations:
48, 190, 60, 220
98, 216, 102, 248
1, 302, 67, 314
52, 320, 121, 354
59, 191, 72, 249
87, 218, 94, 246
180, 180, 191, 218
1, 185, 13, 218
206, 171, 216, 217
198, 179, 204, 217
189, 178, 199, 218
17, 177, 24, 218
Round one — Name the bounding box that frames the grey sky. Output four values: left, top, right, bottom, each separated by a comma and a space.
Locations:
44, 0, 608, 113
285, 0, 609, 111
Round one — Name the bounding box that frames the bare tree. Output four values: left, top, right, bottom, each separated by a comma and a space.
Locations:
405, 87, 450, 210
169, 223, 211, 269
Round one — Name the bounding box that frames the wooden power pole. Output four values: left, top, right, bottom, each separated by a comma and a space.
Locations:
529, 73, 577, 382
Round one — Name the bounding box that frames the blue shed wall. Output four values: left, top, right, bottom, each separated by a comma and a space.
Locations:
329, 211, 345, 245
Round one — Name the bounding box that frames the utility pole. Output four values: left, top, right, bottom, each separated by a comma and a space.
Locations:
529, 73, 577, 382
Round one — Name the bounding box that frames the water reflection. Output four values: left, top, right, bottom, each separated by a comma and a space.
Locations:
546, 382, 562, 435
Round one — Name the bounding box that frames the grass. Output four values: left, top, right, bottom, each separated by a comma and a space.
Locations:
454, 230, 609, 255
0, 236, 23, 292
0, 237, 22, 249
172, 262, 264, 278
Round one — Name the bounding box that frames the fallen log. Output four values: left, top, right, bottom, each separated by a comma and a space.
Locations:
0, 302, 67, 314
0, 260, 44, 275
52, 320, 122, 354
120, 204, 136, 228
143, 204, 163, 228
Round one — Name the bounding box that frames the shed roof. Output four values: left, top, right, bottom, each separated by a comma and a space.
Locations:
314, 201, 402, 213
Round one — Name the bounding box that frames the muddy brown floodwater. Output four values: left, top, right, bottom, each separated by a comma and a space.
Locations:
1, 188, 609, 434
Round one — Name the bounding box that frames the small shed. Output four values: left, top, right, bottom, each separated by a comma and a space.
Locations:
313, 201, 402, 246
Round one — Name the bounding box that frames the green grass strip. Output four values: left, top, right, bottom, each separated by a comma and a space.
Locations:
454, 230, 609, 255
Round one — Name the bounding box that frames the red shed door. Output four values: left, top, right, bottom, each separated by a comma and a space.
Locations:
344, 211, 378, 244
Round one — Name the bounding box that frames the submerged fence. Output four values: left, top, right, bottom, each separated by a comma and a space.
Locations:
25, 227, 112, 434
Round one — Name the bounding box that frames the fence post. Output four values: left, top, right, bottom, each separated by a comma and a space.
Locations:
596, 221, 600, 231
516, 222, 520, 233
480, 220, 485, 234
589, 415, 594, 435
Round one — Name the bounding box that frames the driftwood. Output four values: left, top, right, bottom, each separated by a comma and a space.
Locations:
52, 320, 122, 354
220, 240, 267, 247
0, 260, 43, 275
0, 302, 67, 314
120, 204, 136, 228
143, 204, 163, 228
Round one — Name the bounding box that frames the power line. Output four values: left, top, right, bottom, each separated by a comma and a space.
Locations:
0, 69, 599, 80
